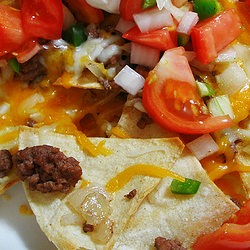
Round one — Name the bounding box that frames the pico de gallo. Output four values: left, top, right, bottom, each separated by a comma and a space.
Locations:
0, 0, 250, 249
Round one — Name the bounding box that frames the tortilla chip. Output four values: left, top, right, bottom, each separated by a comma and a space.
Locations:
18, 126, 184, 249
0, 126, 19, 195
114, 96, 178, 138
112, 149, 239, 250
236, 142, 250, 198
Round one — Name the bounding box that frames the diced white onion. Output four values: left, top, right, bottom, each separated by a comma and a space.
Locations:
97, 44, 121, 63
130, 42, 160, 69
0, 102, 10, 115
215, 46, 237, 63
215, 62, 248, 94
60, 213, 83, 226
186, 134, 219, 160
133, 100, 146, 113
17, 42, 42, 63
51, 39, 69, 50
86, 0, 120, 13
207, 95, 235, 120
114, 65, 145, 95
115, 18, 135, 33
177, 11, 199, 35
133, 8, 174, 33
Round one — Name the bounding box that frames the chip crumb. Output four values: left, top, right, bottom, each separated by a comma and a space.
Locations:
124, 189, 137, 199
19, 204, 33, 216
83, 222, 94, 233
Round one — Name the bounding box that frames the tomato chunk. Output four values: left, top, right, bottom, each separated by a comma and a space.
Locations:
122, 26, 177, 51
142, 47, 234, 134
120, 0, 144, 21
0, 4, 28, 55
64, 0, 104, 24
21, 0, 63, 40
191, 8, 242, 64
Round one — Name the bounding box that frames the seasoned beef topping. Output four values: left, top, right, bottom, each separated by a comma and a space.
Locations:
154, 237, 186, 250
83, 222, 94, 233
0, 149, 13, 178
13, 145, 82, 193
137, 112, 153, 129
124, 189, 137, 199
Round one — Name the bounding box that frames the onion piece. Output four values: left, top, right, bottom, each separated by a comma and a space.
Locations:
215, 62, 248, 95
207, 95, 235, 120
16, 41, 42, 63
86, 0, 120, 13
215, 46, 237, 63
186, 134, 219, 160
114, 65, 145, 95
177, 11, 199, 35
130, 42, 160, 69
115, 18, 135, 33
133, 8, 174, 33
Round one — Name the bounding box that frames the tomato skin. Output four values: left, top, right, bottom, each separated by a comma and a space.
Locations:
119, 0, 144, 21
64, 0, 104, 24
122, 26, 177, 51
236, 1, 250, 32
142, 47, 234, 134
191, 8, 242, 64
227, 200, 250, 225
21, 0, 63, 40
0, 4, 28, 55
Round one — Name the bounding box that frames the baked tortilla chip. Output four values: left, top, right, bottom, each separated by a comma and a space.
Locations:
18, 127, 184, 249
236, 142, 250, 198
113, 96, 178, 138
0, 126, 19, 195
112, 149, 239, 250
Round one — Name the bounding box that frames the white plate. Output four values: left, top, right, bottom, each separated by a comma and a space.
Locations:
0, 183, 57, 250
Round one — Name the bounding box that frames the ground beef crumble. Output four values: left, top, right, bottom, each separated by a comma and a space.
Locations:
154, 237, 186, 250
13, 145, 82, 193
0, 149, 13, 178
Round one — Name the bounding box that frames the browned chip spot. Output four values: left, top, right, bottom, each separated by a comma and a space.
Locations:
154, 237, 186, 250
83, 222, 94, 233
124, 189, 137, 199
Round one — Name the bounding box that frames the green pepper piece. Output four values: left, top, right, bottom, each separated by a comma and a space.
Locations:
196, 80, 215, 97
8, 58, 20, 73
170, 178, 201, 194
62, 23, 87, 47
142, 0, 157, 9
193, 0, 222, 20
177, 33, 190, 47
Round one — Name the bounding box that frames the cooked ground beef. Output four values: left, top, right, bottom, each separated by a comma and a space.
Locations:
154, 237, 186, 250
137, 112, 153, 129
17, 54, 46, 83
0, 150, 13, 178
124, 189, 137, 199
13, 145, 82, 193
83, 222, 94, 233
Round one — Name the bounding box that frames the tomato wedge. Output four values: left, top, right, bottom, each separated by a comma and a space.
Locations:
119, 0, 144, 21
21, 0, 63, 40
191, 8, 242, 64
0, 4, 28, 56
194, 200, 250, 250
64, 0, 104, 24
122, 26, 177, 51
142, 47, 234, 134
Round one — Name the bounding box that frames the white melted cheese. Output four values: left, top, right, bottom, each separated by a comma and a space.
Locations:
66, 35, 122, 79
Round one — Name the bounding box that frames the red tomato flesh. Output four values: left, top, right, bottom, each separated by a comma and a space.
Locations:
21, 0, 63, 40
122, 26, 177, 51
0, 4, 27, 55
142, 47, 234, 134
119, 0, 144, 21
191, 8, 242, 64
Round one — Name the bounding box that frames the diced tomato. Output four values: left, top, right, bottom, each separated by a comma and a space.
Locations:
0, 4, 28, 56
191, 8, 242, 64
142, 47, 234, 134
194, 199, 250, 250
122, 26, 177, 51
119, 0, 144, 21
15, 40, 42, 63
64, 0, 104, 24
236, 1, 250, 32
21, 0, 63, 40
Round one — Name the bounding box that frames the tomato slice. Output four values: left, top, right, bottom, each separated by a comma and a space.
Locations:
21, 0, 63, 40
142, 47, 234, 134
122, 26, 177, 51
194, 200, 250, 250
0, 4, 28, 55
119, 0, 144, 21
191, 8, 242, 64
236, 1, 250, 32
64, 0, 104, 24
